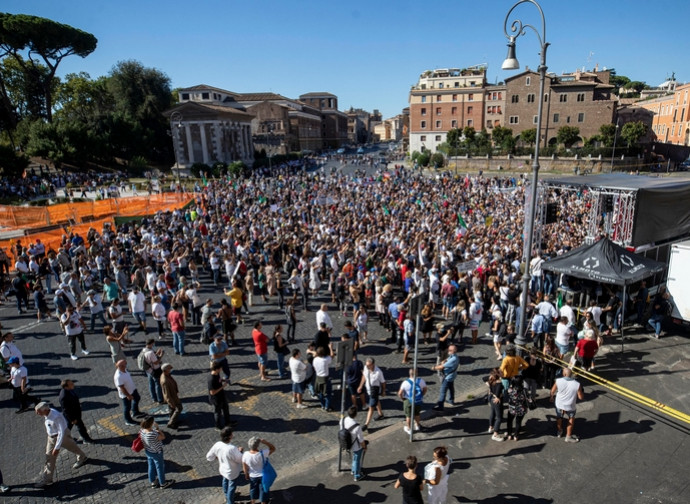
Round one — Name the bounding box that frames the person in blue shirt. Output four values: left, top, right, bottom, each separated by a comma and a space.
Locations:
209, 334, 231, 381
432, 345, 459, 411
388, 297, 401, 345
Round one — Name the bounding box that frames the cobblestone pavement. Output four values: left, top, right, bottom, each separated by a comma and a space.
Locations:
0, 270, 509, 504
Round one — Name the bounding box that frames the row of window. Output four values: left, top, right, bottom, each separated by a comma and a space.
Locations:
419, 119, 473, 129
509, 92, 586, 104
420, 93, 475, 103
507, 112, 586, 125
420, 106, 476, 116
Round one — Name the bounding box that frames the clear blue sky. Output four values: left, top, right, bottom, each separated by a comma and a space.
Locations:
4, 0, 689, 119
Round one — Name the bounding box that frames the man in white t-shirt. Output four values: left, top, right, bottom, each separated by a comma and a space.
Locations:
550, 368, 585, 443
313, 345, 334, 412
555, 317, 573, 355
113, 359, 143, 426
340, 405, 366, 482
60, 305, 89, 361
289, 349, 308, 408
315, 304, 333, 331
205, 427, 244, 504
127, 286, 147, 334
559, 297, 576, 327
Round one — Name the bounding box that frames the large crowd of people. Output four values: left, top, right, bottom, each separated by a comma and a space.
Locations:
0, 164, 670, 501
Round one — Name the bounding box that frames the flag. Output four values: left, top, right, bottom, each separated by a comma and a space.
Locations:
485, 216, 493, 227
457, 214, 467, 229
383, 205, 390, 216
201, 173, 207, 186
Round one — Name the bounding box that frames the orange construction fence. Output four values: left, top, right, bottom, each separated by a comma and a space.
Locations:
0, 193, 193, 231
0, 193, 195, 256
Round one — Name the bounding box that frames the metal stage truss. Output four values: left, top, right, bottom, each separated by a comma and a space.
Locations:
540, 180, 638, 247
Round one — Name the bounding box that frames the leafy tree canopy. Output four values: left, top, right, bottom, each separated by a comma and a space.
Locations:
520, 128, 537, 147
0, 13, 97, 122
621, 121, 648, 146
556, 126, 580, 148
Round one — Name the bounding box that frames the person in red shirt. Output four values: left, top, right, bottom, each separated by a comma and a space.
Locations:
575, 330, 599, 371
167, 303, 186, 355
252, 321, 270, 381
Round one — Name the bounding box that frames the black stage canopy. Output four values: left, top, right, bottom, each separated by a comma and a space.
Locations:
541, 237, 666, 286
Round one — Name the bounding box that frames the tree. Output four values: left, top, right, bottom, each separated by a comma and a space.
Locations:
0, 13, 98, 122
621, 121, 648, 146
598, 123, 617, 148
430, 152, 445, 168
609, 70, 631, 95
474, 129, 491, 154
462, 126, 476, 148
623, 81, 647, 94
520, 128, 537, 147
491, 125, 514, 151
107, 60, 173, 163
446, 128, 462, 151
556, 126, 581, 148
0, 143, 28, 177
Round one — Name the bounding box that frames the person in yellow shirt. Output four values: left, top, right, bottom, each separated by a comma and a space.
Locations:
224, 281, 244, 324
499, 345, 529, 391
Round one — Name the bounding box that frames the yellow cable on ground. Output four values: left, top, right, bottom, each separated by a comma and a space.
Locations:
516, 344, 690, 425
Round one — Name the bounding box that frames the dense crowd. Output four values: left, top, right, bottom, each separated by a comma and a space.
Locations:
0, 165, 667, 502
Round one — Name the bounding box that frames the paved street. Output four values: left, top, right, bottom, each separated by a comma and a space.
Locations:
0, 265, 510, 504
1, 269, 689, 503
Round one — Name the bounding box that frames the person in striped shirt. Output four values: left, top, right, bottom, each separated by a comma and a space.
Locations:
139, 416, 174, 489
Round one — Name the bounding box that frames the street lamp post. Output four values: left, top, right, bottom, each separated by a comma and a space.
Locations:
610, 118, 620, 172
170, 111, 182, 188
502, 0, 549, 340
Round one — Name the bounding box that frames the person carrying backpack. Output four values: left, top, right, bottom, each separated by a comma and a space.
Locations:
398, 368, 427, 435
338, 405, 366, 481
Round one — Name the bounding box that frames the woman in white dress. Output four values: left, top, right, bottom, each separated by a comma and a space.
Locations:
308, 256, 322, 295
424, 445, 451, 504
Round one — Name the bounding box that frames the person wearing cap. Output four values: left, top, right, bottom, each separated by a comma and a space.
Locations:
60, 305, 89, 361
128, 285, 147, 334
205, 427, 244, 504
1, 332, 24, 367
210, 333, 231, 381
8, 356, 41, 413
58, 379, 94, 444
35, 401, 88, 488
160, 363, 183, 429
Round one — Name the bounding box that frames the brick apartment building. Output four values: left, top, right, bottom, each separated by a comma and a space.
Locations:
504, 68, 616, 147
408, 66, 489, 153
